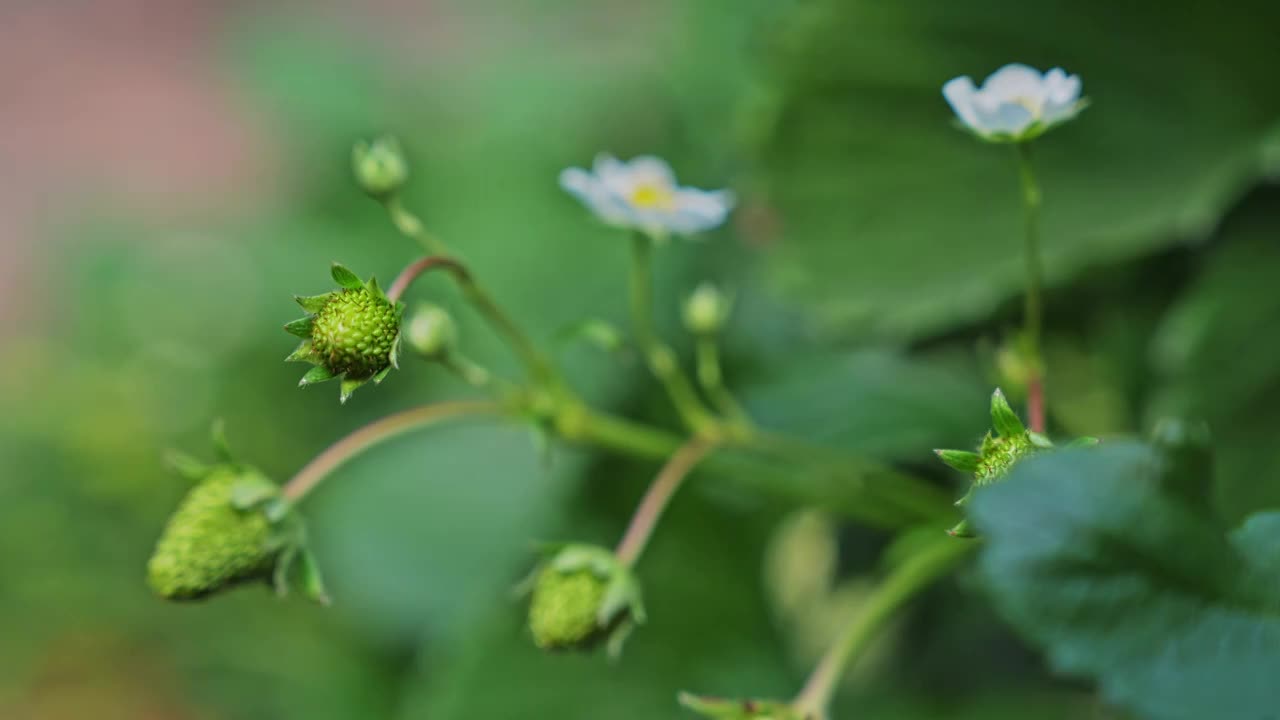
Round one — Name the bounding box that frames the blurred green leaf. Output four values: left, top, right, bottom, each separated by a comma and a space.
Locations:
972, 442, 1280, 720
739, 349, 987, 459
750, 1, 1280, 339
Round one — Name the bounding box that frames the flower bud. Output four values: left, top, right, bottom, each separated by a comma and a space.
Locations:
351, 136, 409, 200
147, 466, 278, 600
678, 692, 808, 719
682, 283, 731, 335
286, 263, 404, 403
523, 544, 645, 656
405, 303, 457, 360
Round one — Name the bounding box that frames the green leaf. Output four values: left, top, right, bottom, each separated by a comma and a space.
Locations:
988, 388, 1024, 438
299, 364, 337, 387
366, 275, 390, 304
283, 316, 314, 338
330, 262, 363, 290
972, 442, 1280, 720
293, 293, 331, 313
751, 1, 1280, 339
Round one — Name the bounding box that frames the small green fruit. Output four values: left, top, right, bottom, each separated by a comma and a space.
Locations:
147, 467, 276, 600
529, 568, 610, 650
286, 263, 404, 403
312, 287, 400, 378
521, 543, 645, 656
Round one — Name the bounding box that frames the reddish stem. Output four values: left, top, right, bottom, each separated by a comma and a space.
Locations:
1027, 375, 1045, 433
614, 439, 716, 567
387, 256, 469, 304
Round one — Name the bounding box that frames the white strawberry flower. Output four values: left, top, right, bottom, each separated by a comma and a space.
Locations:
560, 154, 735, 240
943, 63, 1086, 142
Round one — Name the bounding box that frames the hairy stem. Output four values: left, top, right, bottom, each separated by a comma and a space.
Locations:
791, 536, 974, 717
1014, 142, 1046, 433
615, 440, 716, 567
629, 234, 717, 434
281, 400, 502, 502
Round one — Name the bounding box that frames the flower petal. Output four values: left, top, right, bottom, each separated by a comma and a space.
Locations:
560, 166, 635, 226
942, 75, 981, 130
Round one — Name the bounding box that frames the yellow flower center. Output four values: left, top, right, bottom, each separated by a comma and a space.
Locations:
630, 183, 674, 209
1012, 95, 1041, 118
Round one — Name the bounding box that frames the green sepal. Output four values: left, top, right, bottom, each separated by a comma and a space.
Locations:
165, 450, 210, 481
372, 364, 393, 385
388, 334, 402, 370
331, 262, 363, 290
283, 316, 314, 338
285, 340, 318, 364
210, 419, 233, 463
367, 275, 391, 304
947, 518, 976, 538
299, 364, 337, 387
1028, 431, 1054, 449
339, 375, 368, 404
1068, 436, 1101, 448
229, 478, 279, 511
296, 546, 331, 605
294, 293, 333, 313
272, 543, 298, 596
934, 449, 981, 474
989, 388, 1026, 438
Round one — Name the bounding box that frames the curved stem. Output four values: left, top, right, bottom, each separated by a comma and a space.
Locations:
1014, 142, 1046, 433
615, 439, 716, 567
387, 256, 468, 303
381, 252, 558, 386
628, 234, 717, 434
281, 400, 502, 503
791, 536, 973, 717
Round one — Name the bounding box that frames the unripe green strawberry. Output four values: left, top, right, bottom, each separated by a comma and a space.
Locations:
311, 287, 400, 378
521, 544, 645, 656
529, 568, 610, 650
147, 467, 276, 600
285, 263, 404, 403
934, 388, 1068, 537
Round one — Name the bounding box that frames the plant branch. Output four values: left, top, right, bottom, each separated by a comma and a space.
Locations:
281, 400, 502, 503
628, 234, 718, 434
615, 439, 716, 567
387, 256, 468, 303
791, 535, 974, 717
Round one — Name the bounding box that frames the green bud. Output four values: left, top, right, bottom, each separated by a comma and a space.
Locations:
682, 283, 731, 335
678, 692, 809, 719
405, 303, 457, 359
147, 466, 278, 600
285, 263, 404, 403
351, 136, 409, 200
522, 544, 645, 656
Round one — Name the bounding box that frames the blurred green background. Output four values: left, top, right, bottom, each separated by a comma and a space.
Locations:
2, 0, 1279, 718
